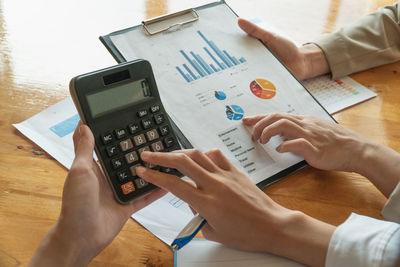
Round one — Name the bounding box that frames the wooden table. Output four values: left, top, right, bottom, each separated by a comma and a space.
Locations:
0, 0, 398, 265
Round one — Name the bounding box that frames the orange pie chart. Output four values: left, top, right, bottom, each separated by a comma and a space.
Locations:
250, 79, 276, 99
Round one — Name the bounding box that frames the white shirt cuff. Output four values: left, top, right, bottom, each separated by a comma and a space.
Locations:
382, 182, 400, 223
326, 213, 400, 267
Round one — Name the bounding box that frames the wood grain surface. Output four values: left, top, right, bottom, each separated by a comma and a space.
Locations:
0, 0, 399, 266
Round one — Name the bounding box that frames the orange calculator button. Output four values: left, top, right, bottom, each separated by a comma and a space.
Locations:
121, 181, 135, 195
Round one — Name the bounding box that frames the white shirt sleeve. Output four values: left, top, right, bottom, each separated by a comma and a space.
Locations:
325, 183, 400, 267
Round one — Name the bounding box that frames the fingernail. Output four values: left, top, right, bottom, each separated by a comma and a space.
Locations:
276, 145, 282, 152
140, 151, 150, 160
136, 166, 146, 174
78, 125, 84, 136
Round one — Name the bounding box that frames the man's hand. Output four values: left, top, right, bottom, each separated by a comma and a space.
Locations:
243, 113, 400, 197
29, 122, 166, 267
243, 113, 370, 172
138, 149, 334, 267
238, 18, 330, 80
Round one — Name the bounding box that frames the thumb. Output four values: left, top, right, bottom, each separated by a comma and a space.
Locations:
74, 124, 95, 162
238, 18, 275, 45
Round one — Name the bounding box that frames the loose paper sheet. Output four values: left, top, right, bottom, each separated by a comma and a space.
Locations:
175, 239, 305, 267
14, 97, 79, 169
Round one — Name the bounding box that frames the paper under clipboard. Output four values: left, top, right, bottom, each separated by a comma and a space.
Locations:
100, 0, 335, 189
174, 239, 305, 267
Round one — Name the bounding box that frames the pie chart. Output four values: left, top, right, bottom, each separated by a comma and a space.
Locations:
250, 79, 276, 99
215, 91, 226, 100
225, 105, 244, 120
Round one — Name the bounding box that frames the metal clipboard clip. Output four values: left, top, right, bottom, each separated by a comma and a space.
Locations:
142, 8, 199, 35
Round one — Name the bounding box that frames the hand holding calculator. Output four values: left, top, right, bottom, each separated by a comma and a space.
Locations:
70, 60, 182, 204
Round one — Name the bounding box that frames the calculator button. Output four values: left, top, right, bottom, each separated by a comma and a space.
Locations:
144, 161, 158, 169
164, 137, 175, 148
121, 181, 135, 195
130, 164, 142, 176
146, 129, 159, 142
151, 141, 164, 152
101, 133, 113, 145
138, 146, 150, 155
128, 122, 140, 134
120, 139, 133, 152
133, 134, 147, 146
114, 128, 126, 139
160, 167, 182, 176
134, 178, 149, 189
154, 114, 165, 125
142, 118, 153, 129
111, 158, 123, 170
159, 125, 170, 136
150, 105, 160, 113
116, 170, 129, 183
106, 145, 118, 157
125, 151, 139, 164
138, 109, 148, 118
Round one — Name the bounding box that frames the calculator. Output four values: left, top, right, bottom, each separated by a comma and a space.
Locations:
70, 59, 182, 204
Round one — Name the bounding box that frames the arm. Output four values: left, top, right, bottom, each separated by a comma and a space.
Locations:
242, 113, 400, 266
28, 123, 165, 267
137, 149, 335, 267
314, 1, 400, 79
238, 1, 400, 80
243, 113, 400, 197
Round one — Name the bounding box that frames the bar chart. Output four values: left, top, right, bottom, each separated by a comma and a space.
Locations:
176, 31, 247, 82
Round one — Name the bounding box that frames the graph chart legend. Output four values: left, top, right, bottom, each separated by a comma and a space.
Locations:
176, 31, 247, 82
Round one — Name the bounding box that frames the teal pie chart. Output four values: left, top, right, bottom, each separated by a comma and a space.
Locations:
215, 91, 226, 100
225, 105, 244, 120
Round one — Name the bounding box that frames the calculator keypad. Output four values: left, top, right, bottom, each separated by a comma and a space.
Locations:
125, 151, 139, 164
115, 129, 127, 139
146, 129, 159, 141
98, 106, 180, 199
101, 133, 113, 144
121, 181, 135, 195
133, 134, 146, 146
142, 118, 153, 129
120, 139, 133, 152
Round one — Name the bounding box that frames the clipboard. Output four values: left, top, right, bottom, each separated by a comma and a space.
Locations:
99, 1, 335, 190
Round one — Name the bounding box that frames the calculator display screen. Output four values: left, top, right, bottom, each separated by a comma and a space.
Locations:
86, 79, 152, 118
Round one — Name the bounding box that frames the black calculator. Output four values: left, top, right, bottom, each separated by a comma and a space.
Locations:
70, 60, 182, 204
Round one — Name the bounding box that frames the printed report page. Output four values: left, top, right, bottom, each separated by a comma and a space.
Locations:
110, 3, 333, 184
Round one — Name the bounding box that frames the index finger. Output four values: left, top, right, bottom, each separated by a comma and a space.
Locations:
141, 151, 211, 186
252, 113, 302, 141
136, 166, 202, 206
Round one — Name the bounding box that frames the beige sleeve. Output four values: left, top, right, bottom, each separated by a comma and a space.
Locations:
382, 182, 400, 223
313, 1, 400, 79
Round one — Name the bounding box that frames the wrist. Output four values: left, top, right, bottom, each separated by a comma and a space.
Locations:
29, 220, 94, 267
262, 210, 335, 267
351, 140, 380, 175
354, 141, 400, 197
300, 43, 330, 79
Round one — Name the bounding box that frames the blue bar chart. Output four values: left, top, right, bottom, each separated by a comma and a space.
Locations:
176, 31, 247, 82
